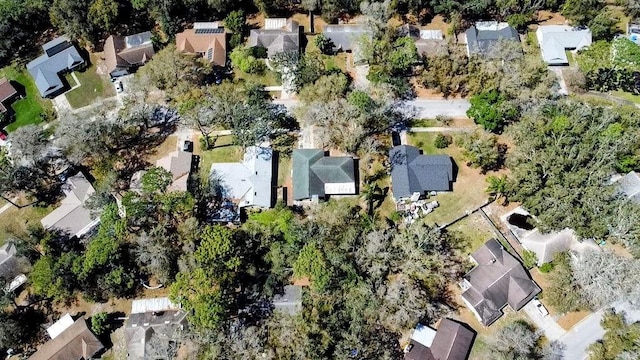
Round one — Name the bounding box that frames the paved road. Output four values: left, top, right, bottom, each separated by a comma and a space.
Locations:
559, 302, 640, 360
408, 126, 475, 132
273, 99, 471, 119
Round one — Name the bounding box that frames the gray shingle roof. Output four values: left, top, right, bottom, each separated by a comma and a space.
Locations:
27, 36, 85, 97
248, 19, 300, 58
616, 171, 640, 203
292, 149, 356, 200
389, 145, 453, 199
323, 24, 372, 52
405, 319, 474, 360
465, 23, 519, 56
461, 239, 541, 326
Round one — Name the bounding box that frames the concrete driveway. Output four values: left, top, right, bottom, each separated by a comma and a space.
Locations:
522, 301, 566, 341
559, 302, 640, 360
406, 99, 470, 119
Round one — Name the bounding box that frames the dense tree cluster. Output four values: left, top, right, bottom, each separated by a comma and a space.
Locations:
589, 309, 640, 360
485, 320, 563, 360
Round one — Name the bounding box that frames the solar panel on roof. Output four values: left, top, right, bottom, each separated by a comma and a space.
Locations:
45, 41, 72, 57
194, 28, 224, 34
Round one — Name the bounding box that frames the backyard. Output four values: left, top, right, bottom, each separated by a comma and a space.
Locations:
0, 202, 53, 241
0, 64, 53, 132
64, 54, 116, 109
407, 131, 492, 226
195, 135, 242, 178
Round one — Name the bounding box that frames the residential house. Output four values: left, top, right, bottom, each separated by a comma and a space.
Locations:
27, 36, 85, 98
405, 319, 475, 360
389, 145, 454, 200
464, 22, 520, 56
614, 171, 640, 203
29, 315, 104, 360
176, 22, 227, 67
501, 207, 599, 265
292, 149, 357, 201
0, 78, 19, 114
210, 146, 275, 208
125, 297, 188, 360
40, 172, 100, 238
273, 285, 302, 315
398, 26, 447, 57
104, 31, 155, 78
156, 150, 193, 192
0, 242, 28, 292
460, 239, 541, 326
536, 25, 592, 65
627, 20, 640, 45
248, 18, 300, 58
323, 24, 372, 63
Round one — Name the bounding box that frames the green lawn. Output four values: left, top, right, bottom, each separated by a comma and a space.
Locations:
233, 65, 281, 87
65, 57, 115, 109
410, 118, 437, 127
0, 64, 53, 132
197, 135, 243, 178
565, 50, 575, 66
0, 203, 53, 241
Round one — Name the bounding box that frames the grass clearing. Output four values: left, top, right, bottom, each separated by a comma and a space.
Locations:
145, 135, 178, 164
65, 57, 116, 109
447, 213, 496, 253
0, 64, 53, 132
233, 66, 280, 87
0, 203, 53, 241
611, 90, 640, 104
407, 132, 491, 226
196, 135, 242, 178
410, 118, 436, 127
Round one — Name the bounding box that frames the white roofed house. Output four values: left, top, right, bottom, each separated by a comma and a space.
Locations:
210, 146, 276, 209
40, 172, 101, 238
536, 25, 592, 65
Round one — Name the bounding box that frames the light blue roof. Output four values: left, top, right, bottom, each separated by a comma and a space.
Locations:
27, 35, 85, 97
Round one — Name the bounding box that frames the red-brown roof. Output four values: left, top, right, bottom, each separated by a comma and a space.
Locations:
0, 78, 17, 102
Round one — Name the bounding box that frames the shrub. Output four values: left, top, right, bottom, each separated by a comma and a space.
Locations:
230, 47, 265, 74
434, 134, 452, 148
314, 34, 334, 54
251, 46, 268, 59
522, 250, 538, 270
90, 312, 109, 336
539, 262, 555, 273
435, 115, 453, 126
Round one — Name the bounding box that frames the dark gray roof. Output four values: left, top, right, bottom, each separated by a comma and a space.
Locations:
429, 319, 474, 360
27, 36, 85, 97
390, 145, 453, 199
462, 239, 541, 326
465, 24, 519, 55
248, 20, 300, 58
126, 310, 188, 360
323, 24, 372, 52
292, 149, 356, 200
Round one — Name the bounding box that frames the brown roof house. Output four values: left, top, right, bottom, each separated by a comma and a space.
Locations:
29, 314, 104, 360
404, 319, 475, 360
104, 31, 155, 78
40, 172, 101, 238
0, 78, 19, 114
156, 150, 194, 192
460, 239, 541, 326
125, 297, 188, 360
248, 18, 301, 58
176, 22, 227, 67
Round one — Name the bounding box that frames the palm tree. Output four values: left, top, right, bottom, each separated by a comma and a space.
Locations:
485, 175, 508, 205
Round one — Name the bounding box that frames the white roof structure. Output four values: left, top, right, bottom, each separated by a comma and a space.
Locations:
46, 313, 75, 339
613, 171, 640, 203
264, 18, 288, 30
411, 323, 437, 347
419, 30, 443, 40
210, 146, 274, 208
273, 285, 302, 315
131, 297, 180, 314
40, 173, 100, 238
502, 207, 599, 265
536, 25, 592, 65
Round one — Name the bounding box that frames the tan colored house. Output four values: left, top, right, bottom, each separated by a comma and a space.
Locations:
156, 150, 193, 192
176, 22, 226, 67
104, 31, 155, 78
29, 316, 104, 360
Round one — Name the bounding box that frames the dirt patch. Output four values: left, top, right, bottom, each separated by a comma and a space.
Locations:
424, 15, 451, 34
605, 242, 634, 259
535, 11, 568, 26
145, 135, 178, 164
291, 13, 328, 34
557, 310, 591, 330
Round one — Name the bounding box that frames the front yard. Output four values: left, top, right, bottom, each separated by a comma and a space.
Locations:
0, 64, 53, 132
64, 55, 116, 109
195, 135, 243, 179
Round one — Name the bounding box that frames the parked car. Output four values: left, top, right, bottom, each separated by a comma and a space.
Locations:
183, 140, 194, 152
115, 81, 124, 93
532, 299, 549, 317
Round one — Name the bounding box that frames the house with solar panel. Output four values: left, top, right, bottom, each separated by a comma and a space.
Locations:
248, 18, 301, 58
176, 22, 227, 67
27, 36, 85, 98
292, 149, 357, 201
104, 31, 155, 78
